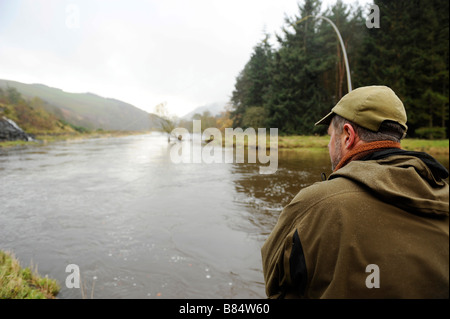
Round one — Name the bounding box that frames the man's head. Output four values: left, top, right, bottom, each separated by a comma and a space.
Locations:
316, 86, 408, 170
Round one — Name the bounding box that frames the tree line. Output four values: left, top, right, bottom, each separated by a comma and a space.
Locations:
229, 0, 449, 138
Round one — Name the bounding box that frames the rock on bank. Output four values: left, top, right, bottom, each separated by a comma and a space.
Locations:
0, 116, 33, 142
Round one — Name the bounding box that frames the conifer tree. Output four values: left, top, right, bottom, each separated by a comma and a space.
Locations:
265, 0, 331, 134
230, 35, 273, 128
356, 0, 449, 137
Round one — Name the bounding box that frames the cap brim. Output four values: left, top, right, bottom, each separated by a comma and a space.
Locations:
315, 111, 335, 126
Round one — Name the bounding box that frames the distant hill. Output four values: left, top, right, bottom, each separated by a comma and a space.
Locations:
0, 79, 157, 131
181, 102, 227, 120
0, 98, 77, 139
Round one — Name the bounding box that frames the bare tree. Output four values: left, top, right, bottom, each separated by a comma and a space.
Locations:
152, 102, 177, 142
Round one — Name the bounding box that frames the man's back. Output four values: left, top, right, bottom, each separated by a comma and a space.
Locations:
261, 151, 449, 298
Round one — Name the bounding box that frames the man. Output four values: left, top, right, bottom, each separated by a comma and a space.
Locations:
261, 86, 449, 298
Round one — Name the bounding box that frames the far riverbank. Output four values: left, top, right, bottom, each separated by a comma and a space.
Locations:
3, 133, 448, 158
0, 130, 152, 148
277, 136, 449, 155
222, 134, 448, 156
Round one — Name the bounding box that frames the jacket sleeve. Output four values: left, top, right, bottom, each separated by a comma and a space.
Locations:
261, 199, 309, 298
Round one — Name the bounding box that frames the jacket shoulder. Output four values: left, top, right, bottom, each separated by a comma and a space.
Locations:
289, 177, 363, 212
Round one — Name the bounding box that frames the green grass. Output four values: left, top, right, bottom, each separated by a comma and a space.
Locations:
401, 138, 449, 155
0, 140, 40, 148
277, 135, 330, 150
0, 130, 149, 148
275, 135, 448, 156
278, 135, 449, 154
3, 131, 448, 157
0, 250, 60, 299
221, 133, 448, 156
221, 133, 328, 149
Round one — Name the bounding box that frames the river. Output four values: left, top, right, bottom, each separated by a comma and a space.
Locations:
0, 133, 447, 299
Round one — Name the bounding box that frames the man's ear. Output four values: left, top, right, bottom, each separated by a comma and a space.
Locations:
342, 123, 357, 149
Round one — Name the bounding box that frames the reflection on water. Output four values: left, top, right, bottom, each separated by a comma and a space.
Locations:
229, 150, 332, 240
0, 133, 447, 299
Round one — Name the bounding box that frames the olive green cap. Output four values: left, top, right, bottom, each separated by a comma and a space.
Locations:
315, 85, 408, 132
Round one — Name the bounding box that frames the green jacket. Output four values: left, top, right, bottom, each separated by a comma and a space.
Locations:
261, 149, 449, 299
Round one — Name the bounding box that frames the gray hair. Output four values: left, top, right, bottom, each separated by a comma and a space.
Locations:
331, 115, 406, 143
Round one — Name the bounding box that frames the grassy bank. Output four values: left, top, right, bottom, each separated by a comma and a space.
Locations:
3, 132, 448, 156
277, 135, 329, 152
401, 138, 449, 155
0, 250, 60, 299
34, 130, 149, 144
279, 136, 449, 155
0, 130, 151, 149
226, 134, 448, 155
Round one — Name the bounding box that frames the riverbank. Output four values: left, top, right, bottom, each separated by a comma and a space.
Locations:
277, 135, 449, 155
224, 134, 448, 155
0, 250, 60, 299
0, 130, 152, 148
3, 131, 448, 156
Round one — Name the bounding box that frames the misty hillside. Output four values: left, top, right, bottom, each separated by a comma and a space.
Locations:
0, 79, 158, 131
181, 102, 226, 120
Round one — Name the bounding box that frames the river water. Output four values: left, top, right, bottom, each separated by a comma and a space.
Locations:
0, 133, 447, 299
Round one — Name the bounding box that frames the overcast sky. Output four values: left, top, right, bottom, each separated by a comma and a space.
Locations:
0, 0, 372, 117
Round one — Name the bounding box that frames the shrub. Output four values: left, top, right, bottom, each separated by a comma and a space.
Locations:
415, 127, 447, 139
